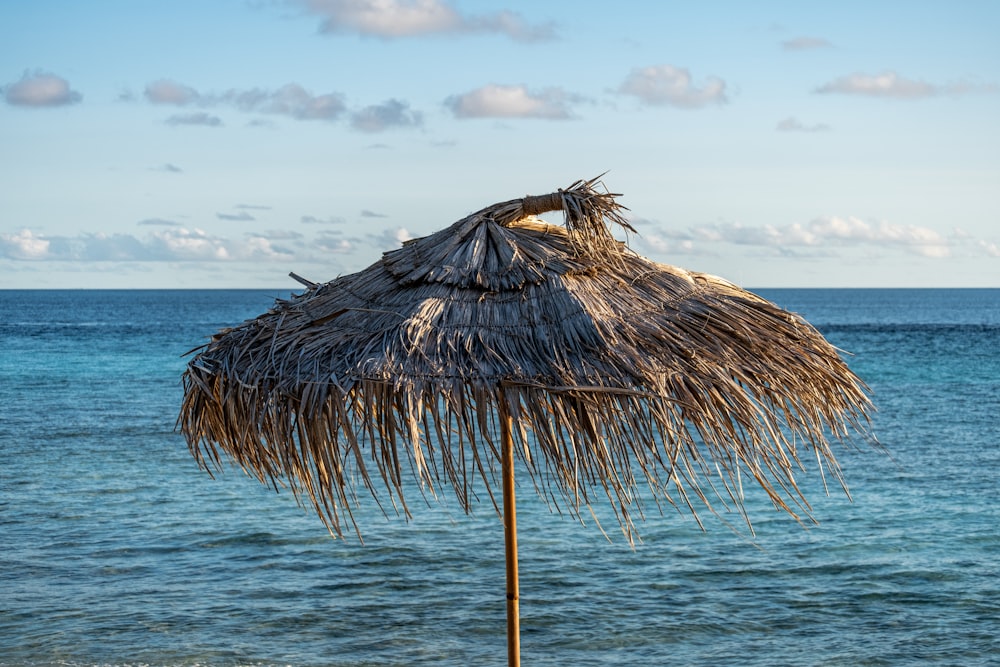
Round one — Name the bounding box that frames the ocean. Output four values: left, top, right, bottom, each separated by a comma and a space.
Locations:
1, 288, 998, 666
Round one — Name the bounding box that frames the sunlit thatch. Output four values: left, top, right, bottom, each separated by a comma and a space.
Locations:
179, 176, 873, 543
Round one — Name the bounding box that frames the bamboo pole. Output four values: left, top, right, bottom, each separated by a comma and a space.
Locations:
500, 402, 520, 667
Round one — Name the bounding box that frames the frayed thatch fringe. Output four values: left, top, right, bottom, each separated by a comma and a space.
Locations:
179, 176, 874, 543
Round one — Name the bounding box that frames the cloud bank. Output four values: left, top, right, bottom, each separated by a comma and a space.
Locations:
2, 223, 434, 264
645, 216, 985, 260
0, 227, 298, 262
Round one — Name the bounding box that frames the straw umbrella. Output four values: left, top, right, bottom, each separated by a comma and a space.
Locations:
179, 176, 873, 666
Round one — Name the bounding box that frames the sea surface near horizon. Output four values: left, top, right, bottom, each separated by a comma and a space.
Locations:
1, 288, 998, 666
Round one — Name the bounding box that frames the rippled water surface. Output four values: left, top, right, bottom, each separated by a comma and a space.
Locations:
1, 289, 998, 666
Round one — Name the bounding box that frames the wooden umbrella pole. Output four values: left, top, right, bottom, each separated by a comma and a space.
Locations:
500, 402, 521, 667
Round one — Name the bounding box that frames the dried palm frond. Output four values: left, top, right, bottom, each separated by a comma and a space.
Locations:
179, 176, 874, 543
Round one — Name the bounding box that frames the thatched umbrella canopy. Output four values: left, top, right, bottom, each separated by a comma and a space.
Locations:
179, 176, 873, 666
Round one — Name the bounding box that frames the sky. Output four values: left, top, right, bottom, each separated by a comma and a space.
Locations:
2, 0, 998, 289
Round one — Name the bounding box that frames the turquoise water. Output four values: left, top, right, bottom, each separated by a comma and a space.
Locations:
1, 289, 998, 666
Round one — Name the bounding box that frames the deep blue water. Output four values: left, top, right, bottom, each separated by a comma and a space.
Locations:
1, 288, 998, 666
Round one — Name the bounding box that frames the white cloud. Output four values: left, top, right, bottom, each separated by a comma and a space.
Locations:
305, 226, 411, 255
297, 0, 556, 42
217, 211, 256, 222
314, 231, 355, 253
350, 98, 423, 131
143, 79, 436, 129
144, 79, 347, 122
472, 9, 555, 42
1, 229, 51, 259
248, 230, 304, 241
445, 84, 576, 119
3, 70, 82, 107
239, 234, 298, 260
301, 215, 346, 225
391, 227, 413, 243
776, 117, 830, 132
145, 79, 200, 105
633, 233, 700, 258
137, 218, 182, 227
618, 65, 727, 109
154, 229, 230, 260
223, 83, 346, 120
782, 36, 833, 51
165, 112, 223, 127
815, 71, 1000, 99
371, 226, 414, 248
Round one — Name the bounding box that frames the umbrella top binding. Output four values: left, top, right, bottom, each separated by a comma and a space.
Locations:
381, 175, 635, 291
